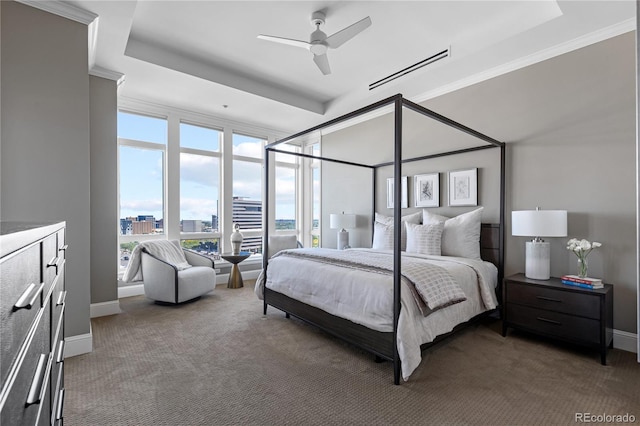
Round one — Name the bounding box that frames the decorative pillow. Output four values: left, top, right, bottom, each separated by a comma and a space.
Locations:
422, 207, 484, 259
374, 211, 421, 251
372, 222, 394, 250
405, 222, 444, 256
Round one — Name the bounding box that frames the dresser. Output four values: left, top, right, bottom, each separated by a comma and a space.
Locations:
0, 222, 67, 425
502, 273, 613, 365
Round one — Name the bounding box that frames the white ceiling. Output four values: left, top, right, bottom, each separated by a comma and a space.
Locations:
58, 0, 635, 134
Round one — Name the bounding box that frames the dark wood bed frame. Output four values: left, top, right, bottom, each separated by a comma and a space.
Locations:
263, 224, 503, 378
263, 94, 505, 384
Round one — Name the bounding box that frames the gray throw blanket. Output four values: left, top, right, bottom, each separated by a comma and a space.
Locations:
269, 248, 466, 314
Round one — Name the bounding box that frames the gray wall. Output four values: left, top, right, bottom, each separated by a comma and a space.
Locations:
321, 31, 637, 333
90, 76, 118, 304
1, 1, 91, 337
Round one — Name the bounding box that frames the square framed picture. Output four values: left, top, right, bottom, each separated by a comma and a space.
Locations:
448, 168, 478, 206
386, 176, 408, 209
414, 173, 439, 208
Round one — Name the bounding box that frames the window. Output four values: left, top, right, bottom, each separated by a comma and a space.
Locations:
180, 123, 221, 233
117, 104, 303, 280
233, 133, 264, 253
117, 111, 168, 272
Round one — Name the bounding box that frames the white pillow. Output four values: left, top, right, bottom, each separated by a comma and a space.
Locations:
422, 207, 483, 259
372, 222, 394, 250
405, 222, 444, 256
375, 211, 421, 251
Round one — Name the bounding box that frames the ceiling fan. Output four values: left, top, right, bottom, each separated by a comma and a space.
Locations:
257, 11, 372, 75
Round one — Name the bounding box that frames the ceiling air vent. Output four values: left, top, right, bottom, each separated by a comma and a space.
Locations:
369, 48, 450, 90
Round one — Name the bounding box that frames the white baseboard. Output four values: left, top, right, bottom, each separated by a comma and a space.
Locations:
613, 329, 638, 353
90, 300, 122, 318
65, 326, 93, 358
118, 284, 144, 298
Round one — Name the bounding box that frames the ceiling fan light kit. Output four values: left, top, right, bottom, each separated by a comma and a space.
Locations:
257, 10, 372, 75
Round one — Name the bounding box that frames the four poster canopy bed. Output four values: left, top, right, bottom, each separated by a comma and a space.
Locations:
257, 94, 506, 384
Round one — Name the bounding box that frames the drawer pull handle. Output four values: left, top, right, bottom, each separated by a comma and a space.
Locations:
536, 317, 562, 326
26, 353, 48, 406
56, 291, 67, 306
59, 244, 69, 252
56, 388, 65, 420
13, 282, 44, 311
56, 340, 65, 363
536, 296, 562, 303
48, 256, 60, 273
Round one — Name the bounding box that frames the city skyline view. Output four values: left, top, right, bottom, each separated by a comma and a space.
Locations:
118, 112, 297, 227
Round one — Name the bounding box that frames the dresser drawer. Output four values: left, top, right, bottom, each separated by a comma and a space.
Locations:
0, 244, 44, 385
506, 281, 601, 319
52, 363, 64, 425
0, 305, 51, 426
51, 266, 66, 349
506, 303, 600, 345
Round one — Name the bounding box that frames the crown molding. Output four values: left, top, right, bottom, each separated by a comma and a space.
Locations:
17, 0, 97, 25
118, 96, 289, 139
415, 18, 636, 104
89, 66, 125, 86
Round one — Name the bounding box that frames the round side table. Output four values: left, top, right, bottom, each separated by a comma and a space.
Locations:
221, 252, 251, 288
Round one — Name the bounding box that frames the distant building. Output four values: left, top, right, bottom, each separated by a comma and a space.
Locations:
211, 215, 218, 232
132, 220, 154, 235
233, 197, 262, 253
120, 218, 133, 235
182, 219, 202, 232
120, 215, 157, 235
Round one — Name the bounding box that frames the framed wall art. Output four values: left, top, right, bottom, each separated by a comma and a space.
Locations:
448, 168, 478, 206
414, 173, 439, 208
386, 176, 408, 209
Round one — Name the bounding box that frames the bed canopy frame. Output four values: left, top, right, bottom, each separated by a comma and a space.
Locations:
263, 93, 506, 384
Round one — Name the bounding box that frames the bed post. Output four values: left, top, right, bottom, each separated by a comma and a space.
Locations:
392, 95, 403, 385
498, 143, 506, 304
264, 147, 270, 315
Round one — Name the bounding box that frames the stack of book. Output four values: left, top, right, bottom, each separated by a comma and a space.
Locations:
560, 275, 604, 289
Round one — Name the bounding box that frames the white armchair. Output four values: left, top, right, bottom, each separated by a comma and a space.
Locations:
141, 240, 216, 304
267, 235, 303, 259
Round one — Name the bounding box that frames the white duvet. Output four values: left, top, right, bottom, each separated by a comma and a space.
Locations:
255, 248, 498, 381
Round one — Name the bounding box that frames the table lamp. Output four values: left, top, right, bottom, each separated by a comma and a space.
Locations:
512, 208, 567, 280
329, 212, 356, 250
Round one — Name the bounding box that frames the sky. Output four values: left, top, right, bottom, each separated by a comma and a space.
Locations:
118, 112, 296, 225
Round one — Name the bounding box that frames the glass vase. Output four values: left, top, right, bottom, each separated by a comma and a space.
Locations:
577, 257, 588, 278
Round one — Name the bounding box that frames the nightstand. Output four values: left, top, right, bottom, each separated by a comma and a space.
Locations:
502, 273, 613, 365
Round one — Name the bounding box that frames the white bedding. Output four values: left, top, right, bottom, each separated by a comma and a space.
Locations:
255, 248, 498, 381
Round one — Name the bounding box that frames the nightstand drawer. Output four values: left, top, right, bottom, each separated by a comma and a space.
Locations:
506, 281, 600, 319
506, 304, 600, 344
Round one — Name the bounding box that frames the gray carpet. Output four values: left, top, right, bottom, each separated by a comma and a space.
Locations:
65, 282, 640, 425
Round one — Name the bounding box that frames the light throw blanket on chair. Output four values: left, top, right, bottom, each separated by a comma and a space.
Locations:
122, 240, 192, 282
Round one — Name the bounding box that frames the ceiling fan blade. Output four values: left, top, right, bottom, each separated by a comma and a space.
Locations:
313, 53, 331, 75
325, 16, 372, 49
257, 35, 311, 50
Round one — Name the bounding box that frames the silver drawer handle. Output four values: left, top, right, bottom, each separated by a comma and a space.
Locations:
47, 256, 60, 273
13, 282, 44, 311
26, 353, 48, 406
536, 316, 562, 326
536, 296, 562, 303
56, 291, 67, 306
56, 340, 65, 363
56, 388, 65, 420
59, 244, 69, 252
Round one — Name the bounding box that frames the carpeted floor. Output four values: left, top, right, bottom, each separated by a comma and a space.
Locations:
65, 282, 640, 425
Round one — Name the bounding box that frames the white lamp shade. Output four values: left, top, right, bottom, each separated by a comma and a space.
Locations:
512, 210, 567, 237
329, 213, 356, 230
